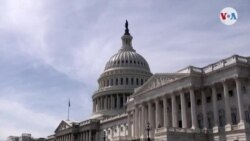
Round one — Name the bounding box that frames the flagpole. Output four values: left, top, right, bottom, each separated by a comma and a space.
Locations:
67, 98, 70, 121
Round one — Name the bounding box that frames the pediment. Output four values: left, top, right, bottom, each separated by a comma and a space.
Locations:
55, 120, 72, 133
134, 73, 188, 94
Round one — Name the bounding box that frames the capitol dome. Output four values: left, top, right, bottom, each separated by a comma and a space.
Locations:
104, 47, 151, 72
92, 21, 152, 119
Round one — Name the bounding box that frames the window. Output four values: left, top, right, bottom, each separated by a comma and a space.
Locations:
130, 60, 132, 63
118, 61, 120, 64
111, 79, 113, 86
141, 79, 144, 85
121, 60, 124, 64
219, 109, 225, 127
197, 99, 201, 106
134, 61, 136, 64
116, 78, 118, 85
231, 107, 237, 124
120, 126, 123, 131
242, 86, 247, 94
245, 111, 250, 124
120, 78, 123, 85
229, 90, 234, 97
188, 102, 191, 108
136, 78, 139, 85
232, 113, 237, 125
126, 78, 129, 85
207, 112, 213, 129
206, 96, 211, 103
197, 114, 203, 129
126, 60, 128, 63
107, 80, 109, 86
217, 93, 222, 101
131, 78, 134, 85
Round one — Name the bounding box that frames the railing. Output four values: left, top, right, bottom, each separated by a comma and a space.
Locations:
178, 55, 249, 74
155, 127, 201, 134
100, 113, 127, 123
177, 66, 203, 74
95, 85, 134, 93
79, 119, 99, 126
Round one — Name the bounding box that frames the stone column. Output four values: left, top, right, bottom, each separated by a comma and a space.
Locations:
135, 106, 139, 138
89, 131, 91, 141
111, 95, 114, 109
138, 107, 141, 137
155, 99, 160, 128
201, 90, 208, 129
128, 112, 131, 137
93, 100, 96, 113
180, 91, 187, 128
163, 96, 169, 127
235, 78, 246, 127
105, 96, 108, 110
190, 88, 198, 129
71, 135, 73, 141
123, 94, 126, 107
101, 97, 103, 110
171, 94, 177, 127
147, 102, 153, 137
79, 133, 82, 141
212, 85, 219, 132
133, 110, 136, 138
117, 94, 120, 109
141, 104, 146, 138
223, 80, 232, 130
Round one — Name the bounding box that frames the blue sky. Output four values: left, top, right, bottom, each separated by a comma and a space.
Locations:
0, 0, 249, 140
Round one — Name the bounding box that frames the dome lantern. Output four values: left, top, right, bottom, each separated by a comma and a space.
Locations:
120, 20, 135, 52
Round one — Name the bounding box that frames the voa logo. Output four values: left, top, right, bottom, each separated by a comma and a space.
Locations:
220, 7, 238, 25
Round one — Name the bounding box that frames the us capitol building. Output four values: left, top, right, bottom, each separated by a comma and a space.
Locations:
47, 22, 250, 141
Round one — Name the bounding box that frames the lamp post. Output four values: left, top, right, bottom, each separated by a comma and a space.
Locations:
103, 131, 106, 141
145, 122, 151, 141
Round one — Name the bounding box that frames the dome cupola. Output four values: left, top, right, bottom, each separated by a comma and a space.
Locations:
104, 20, 151, 72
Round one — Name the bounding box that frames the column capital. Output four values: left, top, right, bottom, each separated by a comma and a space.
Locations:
234, 76, 245, 82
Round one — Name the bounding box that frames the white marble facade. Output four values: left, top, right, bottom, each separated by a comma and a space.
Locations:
47, 22, 250, 141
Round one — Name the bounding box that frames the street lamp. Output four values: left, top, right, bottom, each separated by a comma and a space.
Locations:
103, 131, 106, 141
145, 122, 151, 141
